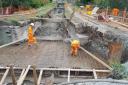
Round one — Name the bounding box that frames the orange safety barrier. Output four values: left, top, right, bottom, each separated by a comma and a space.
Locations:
112, 8, 119, 16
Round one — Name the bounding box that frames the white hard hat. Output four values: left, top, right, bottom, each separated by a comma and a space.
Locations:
30, 23, 34, 26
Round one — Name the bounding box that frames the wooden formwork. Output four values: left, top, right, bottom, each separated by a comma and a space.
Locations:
109, 15, 128, 28
0, 65, 111, 85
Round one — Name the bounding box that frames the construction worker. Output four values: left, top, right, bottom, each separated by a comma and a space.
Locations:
87, 11, 92, 15
85, 5, 91, 11
112, 8, 119, 16
71, 40, 80, 56
28, 23, 37, 46
85, 5, 92, 15
80, 6, 84, 14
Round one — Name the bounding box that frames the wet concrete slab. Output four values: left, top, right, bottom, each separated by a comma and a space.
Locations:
0, 41, 107, 70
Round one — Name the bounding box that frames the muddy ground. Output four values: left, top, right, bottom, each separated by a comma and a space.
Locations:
69, 11, 128, 64
0, 10, 107, 70
0, 40, 107, 70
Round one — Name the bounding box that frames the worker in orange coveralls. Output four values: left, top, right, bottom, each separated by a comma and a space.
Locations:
112, 8, 119, 16
71, 40, 80, 56
28, 23, 37, 46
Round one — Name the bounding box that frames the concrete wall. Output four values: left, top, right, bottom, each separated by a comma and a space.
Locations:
0, 27, 13, 45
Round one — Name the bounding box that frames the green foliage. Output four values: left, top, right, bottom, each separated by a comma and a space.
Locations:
36, 3, 55, 17
0, 19, 20, 26
93, 0, 110, 8
9, 20, 20, 26
0, 0, 50, 8
111, 63, 128, 79
76, 0, 93, 6
1, 0, 10, 7
77, 0, 128, 9
29, 0, 44, 8
93, 0, 128, 9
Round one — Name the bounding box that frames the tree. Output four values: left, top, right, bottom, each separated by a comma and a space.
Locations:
1, 0, 50, 8
93, 0, 128, 9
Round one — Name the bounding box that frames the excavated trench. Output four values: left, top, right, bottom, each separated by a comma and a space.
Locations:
0, 8, 107, 70
75, 21, 128, 64
0, 3, 128, 84
2, 3, 128, 84
0, 7, 112, 84
0, 4, 128, 84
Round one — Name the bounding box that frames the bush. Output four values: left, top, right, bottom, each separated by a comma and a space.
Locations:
111, 63, 128, 79
30, 0, 44, 8
93, 0, 128, 9
1, 0, 49, 8
0, 20, 20, 26
9, 20, 20, 26
77, 0, 128, 9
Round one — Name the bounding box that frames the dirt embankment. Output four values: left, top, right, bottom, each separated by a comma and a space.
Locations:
74, 21, 128, 64
66, 11, 128, 64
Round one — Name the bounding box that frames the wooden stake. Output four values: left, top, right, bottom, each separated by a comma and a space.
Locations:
93, 69, 97, 79
19, 69, 25, 79
10, 66, 17, 85
17, 65, 31, 85
111, 20, 128, 28
0, 67, 10, 84
123, 7, 127, 22
0, 38, 26, 49
37, 69, 43, 85
32, 65, 38, 85
80, 47, 112, 70
68, 69, 70, 82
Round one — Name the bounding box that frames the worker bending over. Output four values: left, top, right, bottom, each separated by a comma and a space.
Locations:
71, 40, 80, 56
28, 23, 37, 47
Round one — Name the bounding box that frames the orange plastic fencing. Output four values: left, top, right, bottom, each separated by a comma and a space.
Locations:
112, 8, 119, 16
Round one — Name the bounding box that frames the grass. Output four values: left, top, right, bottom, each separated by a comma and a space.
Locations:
111, 62, 128, 79
36, 3, 56, 17
1, 3, 56, 22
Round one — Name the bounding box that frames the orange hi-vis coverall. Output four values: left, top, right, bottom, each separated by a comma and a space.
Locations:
112, 8, 119, 16
28, 26, 37, 45
71, 40, 80, 56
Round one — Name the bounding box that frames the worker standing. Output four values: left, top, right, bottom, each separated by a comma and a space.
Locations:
71, 40, 80, 56
112, 8, 119, 16
27, 23, 37, 47
86, 5, 92, 15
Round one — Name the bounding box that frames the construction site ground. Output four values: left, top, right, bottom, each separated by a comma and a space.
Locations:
1, 3, 128, 85
1, 4, 128, 72
0, 6, 110, 71
0, 41, 107, 70
1, 4, 128, 69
